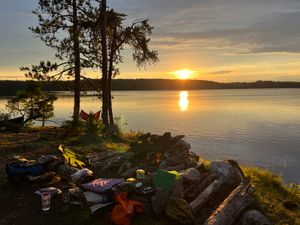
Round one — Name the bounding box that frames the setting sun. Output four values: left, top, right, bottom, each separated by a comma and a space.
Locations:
175, 69, 193, 79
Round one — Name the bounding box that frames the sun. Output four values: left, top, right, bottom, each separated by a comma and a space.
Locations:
175, 69, 193, 79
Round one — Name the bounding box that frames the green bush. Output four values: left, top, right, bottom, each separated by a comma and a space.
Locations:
84, 113, 105, 140
114, 115, 128, 135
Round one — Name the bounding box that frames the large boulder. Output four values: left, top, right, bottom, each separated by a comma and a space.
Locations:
167, 151, 189, 166
165, 164, 188, 172
171, 177, 184, 199
181, 167, 201, 183
169, 140, 191, 153
238, 210, 270, 225
210, 160, 243, 187
151, 188, 170, 215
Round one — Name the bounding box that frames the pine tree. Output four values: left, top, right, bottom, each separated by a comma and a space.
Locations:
21, 0, 93, 123
82, 4, 159, 131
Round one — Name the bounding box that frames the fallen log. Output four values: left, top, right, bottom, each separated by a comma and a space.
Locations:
203, 181, 254, 225
189, 180, 222, 214
184, 172, 216, 202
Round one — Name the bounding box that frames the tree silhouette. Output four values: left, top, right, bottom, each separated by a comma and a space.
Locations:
82, 3, 159, 130
6, 82, 57, 126
100, 0, 109, 129
22, 0, 93, 123
21, 0, 158, 131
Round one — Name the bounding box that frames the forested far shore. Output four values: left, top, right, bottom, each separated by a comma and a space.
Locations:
1, 79, 300, 96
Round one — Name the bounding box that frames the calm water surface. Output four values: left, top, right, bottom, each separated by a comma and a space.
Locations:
1, 89, 300, 183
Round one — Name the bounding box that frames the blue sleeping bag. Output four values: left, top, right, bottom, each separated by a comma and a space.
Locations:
6, 162, 45, 178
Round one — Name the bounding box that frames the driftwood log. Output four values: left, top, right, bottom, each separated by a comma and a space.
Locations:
189, 180, 222, 214
184, 172, 216, 201
203, 181, 254, 225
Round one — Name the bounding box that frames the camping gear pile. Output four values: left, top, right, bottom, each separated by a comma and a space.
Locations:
5, 133, 270, 225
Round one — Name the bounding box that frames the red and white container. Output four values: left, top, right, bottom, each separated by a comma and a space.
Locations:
41, 192, 50, 211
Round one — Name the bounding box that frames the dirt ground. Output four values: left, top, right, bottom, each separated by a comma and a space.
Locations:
0, 127, 171, 225
0, 127, 92, 225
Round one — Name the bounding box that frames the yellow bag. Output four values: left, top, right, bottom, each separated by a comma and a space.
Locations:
58, 144, 86, 168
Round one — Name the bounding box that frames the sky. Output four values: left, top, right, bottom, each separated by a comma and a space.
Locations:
1, 0, 300, 82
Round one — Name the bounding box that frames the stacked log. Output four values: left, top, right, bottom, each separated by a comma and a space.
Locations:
184, 172, 216, 201
189, 180, 222, 214
203, 181, 255, 225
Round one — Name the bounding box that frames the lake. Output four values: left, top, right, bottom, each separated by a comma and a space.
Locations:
1, 89, 300, 183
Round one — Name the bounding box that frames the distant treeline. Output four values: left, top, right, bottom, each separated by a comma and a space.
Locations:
1, 79, 300, 96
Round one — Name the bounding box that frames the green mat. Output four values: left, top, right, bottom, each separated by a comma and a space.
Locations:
154, 169, 177, 191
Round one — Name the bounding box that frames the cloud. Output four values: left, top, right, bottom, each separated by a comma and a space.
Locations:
2, 0, 300, 81
152, 10, 300, 53
114, 0, 300, 54
205, 70, 232, 75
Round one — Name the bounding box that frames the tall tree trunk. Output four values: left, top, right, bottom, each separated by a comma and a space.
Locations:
108, 26, 117, 126
108, 76, 113, 125
100, 0, 109, 129
72, 0, 81, 124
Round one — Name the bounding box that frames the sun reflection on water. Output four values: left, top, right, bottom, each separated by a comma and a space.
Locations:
179, 91, 189, 111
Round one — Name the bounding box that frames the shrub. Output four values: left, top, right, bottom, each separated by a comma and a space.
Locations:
84, 113, 105, 141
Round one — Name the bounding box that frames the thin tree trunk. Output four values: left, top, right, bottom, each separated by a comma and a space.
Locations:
100, 0, 109, 129
108, 26, 117, 126
72, 0, 81, 124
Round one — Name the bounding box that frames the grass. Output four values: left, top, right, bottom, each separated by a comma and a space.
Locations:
199, 157, 212, 172
121, 129, 142, 140
104, 142, 130, 152
199, 159, 300, 225
243, 167, 300, 225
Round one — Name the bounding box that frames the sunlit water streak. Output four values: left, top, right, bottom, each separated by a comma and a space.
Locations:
179, 91, 189, 111
1, 89, 300, 183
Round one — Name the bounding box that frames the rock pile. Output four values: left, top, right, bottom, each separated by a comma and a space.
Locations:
89, 132, 270, 225
89, 132, 199, 177
130, 132, 199, 171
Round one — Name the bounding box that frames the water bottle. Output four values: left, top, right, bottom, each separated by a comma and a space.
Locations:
136, 169, 145, 181
42, 192, 50, 211
62, 187, 71, 203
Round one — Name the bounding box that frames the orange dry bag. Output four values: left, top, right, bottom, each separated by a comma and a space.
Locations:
111, 192, 143, 225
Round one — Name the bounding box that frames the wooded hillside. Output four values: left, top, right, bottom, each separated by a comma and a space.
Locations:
1, 79, 300, 96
